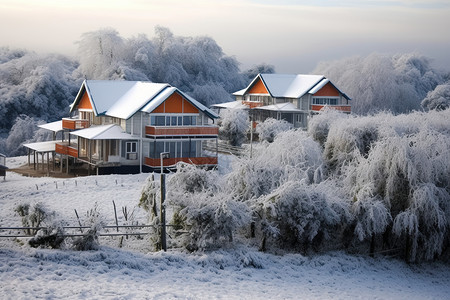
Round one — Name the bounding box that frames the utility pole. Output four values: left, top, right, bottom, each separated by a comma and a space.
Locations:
159, 152, 169, 252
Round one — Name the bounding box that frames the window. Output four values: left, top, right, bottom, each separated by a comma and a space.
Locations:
126, 142, 137, 153
126, 141, 137, 160
312, 97, 339, 105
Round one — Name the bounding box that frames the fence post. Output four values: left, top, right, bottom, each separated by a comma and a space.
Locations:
160, 173, 167, 252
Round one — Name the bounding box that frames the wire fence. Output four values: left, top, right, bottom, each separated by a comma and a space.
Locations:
0, 224, 161, 238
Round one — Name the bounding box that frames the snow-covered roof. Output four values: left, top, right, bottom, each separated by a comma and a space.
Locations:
210, 101, 247, 109
232, 88, 246, 96
70, 80, 218, 120
260, 74, 324, 98
256, 102, 301, 112
237, 74, 351, 100
38, 120, 63, 132
70, 125, 133, 140
106, 82, 170, 119
23, 140, 59, 152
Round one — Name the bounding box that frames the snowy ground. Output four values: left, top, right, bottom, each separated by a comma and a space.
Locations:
1, 157, 449, 299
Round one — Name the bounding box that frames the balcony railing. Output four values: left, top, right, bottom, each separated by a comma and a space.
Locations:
55, 143, 78, 158
144, 156, 218, 168
311, 105, 351, 113
62, 118, 90, 130
242, 101, 264, 109
145, 126, 218, 136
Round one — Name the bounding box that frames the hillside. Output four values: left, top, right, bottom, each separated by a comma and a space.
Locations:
1, 159, 449, 299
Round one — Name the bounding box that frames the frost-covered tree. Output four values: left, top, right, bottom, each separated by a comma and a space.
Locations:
421, 83, 450, 111
313, 53, 444, 115
255, 118, 292, 143
4, 115, 52, 156
0, 49, 79, 130
243, 63, 275, 82
219, 109, 249, 146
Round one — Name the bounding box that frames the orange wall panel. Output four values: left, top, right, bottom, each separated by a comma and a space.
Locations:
314, 82, 340, 97
248, 78, 269, 94
78, 92, 93, 110
152, 103, 165, 113
183, 99, 199, 113
164, 93, 183, 113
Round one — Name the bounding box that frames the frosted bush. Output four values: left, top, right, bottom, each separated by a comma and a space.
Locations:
340, 110, 450, 261
255, 118, 292, 143
421, 83, 450, 111
307, 109, 349, 147
219, 109, 249, 146
352, 190, 391, 242
254, 181, 350, 253
227, 130, 324, 201
166, 163, 251, 251
171, 191, 252, 251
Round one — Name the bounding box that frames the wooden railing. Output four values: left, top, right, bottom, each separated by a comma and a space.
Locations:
242, 101, 264, 109
311, 105, 351, 113
145, 126, 218, 136
62, 118, 90, 130
144, 156, 218, 167
55, 143, 78, 158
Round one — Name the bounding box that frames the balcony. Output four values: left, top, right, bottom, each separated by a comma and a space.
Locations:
145, 126, 218, 137
144, 156, 218, 168
62, 118, 89, 130
55, 143, 78, 158
311, 105, 351, 113
242, 101, 264, 109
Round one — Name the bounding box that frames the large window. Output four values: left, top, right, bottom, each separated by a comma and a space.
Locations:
149, 140, 199, 159
312, 97, 339, 105
150, 115, 197, 126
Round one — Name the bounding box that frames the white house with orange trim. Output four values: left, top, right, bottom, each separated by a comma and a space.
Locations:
213, 73, 351, 128
24, 80, 219, 174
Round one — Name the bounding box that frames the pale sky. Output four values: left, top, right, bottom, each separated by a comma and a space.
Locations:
0, 0, 449, 73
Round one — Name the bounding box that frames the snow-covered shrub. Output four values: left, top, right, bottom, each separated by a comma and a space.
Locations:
255, 118, 292, 143
15, 202, 51, 235
139, 174, 160, 219
254, 182, 350, 253
166, 164, 250, 250
421, 83, 450, 111
168, 162, 220, 195
307, 109, 348, 147
341, 110, 450, 261
392, 183, 449, 262
171, 191, 252, 251
29, 226, 65, 249
219, 109, 249, 146
72, 203, 104, 251
227, 130, 324, 201
15, 202, 65, 249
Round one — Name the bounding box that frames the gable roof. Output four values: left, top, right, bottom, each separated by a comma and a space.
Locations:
235, 74, 351, 100
70, 80, 218, 119
140, 87, 219, 119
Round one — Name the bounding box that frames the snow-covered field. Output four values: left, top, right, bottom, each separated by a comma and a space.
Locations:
1, 157, 449, 299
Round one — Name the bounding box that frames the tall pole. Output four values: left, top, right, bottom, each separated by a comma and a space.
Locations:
159, 151, 169, 252
160, 173, 167, 252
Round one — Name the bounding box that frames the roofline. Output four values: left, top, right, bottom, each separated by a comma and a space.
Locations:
69, 80, 100, 115
240, 73, 273, 98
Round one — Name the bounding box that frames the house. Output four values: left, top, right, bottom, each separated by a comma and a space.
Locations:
24, 80, 219, 174
212, 73, 351, 128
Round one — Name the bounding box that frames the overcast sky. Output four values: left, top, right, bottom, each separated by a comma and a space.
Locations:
0, 0, 449, 73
